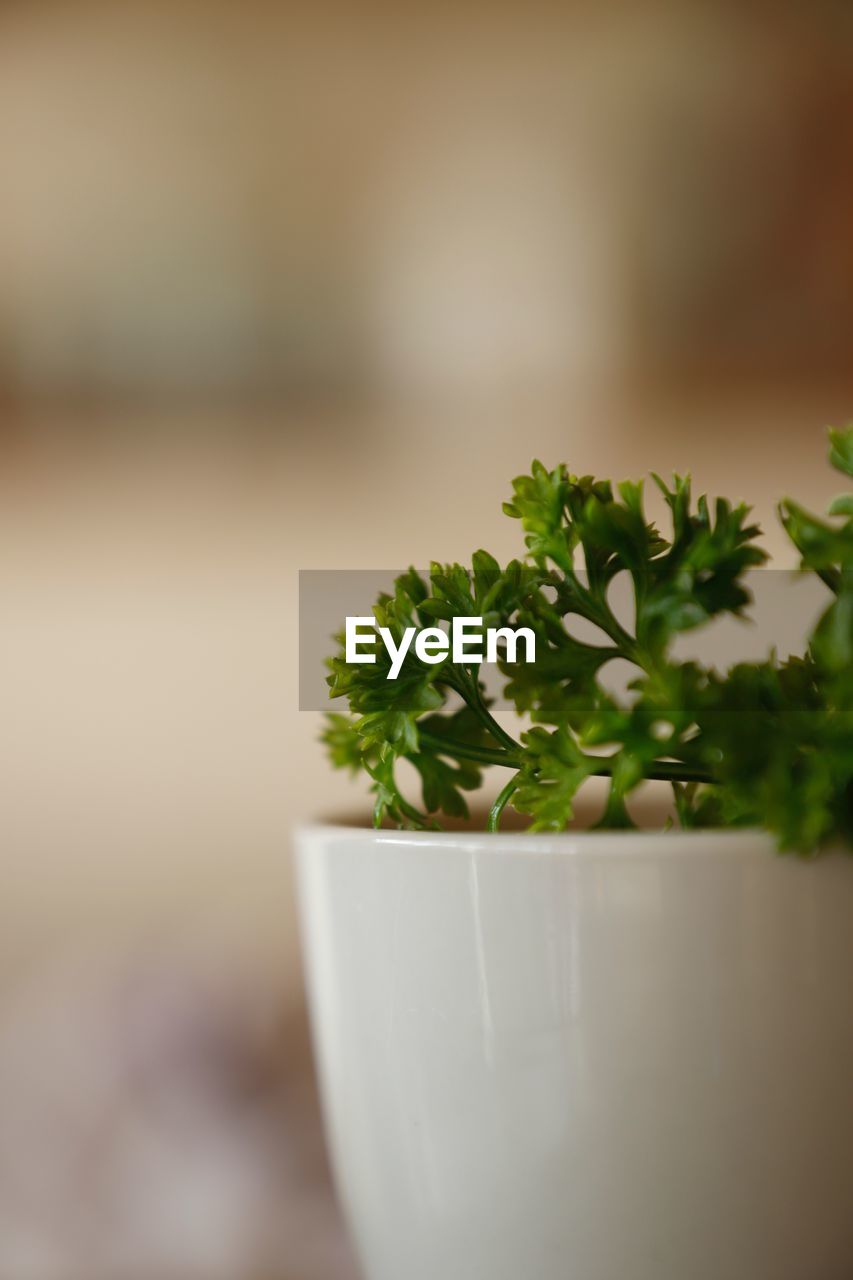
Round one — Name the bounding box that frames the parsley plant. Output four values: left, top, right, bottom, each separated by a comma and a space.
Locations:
324, 428, 853, 851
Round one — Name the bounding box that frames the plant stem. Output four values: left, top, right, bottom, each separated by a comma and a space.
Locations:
419, 731, 522, 768
419, 727, 712, 787
459, 667, 523, 754
488, 778, 519, 831
554, 575, 643, 668
816, 566, 842, 595
584, 758, 712, 785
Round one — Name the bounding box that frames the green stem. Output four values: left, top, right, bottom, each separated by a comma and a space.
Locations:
488, 778, 520, 831
816, 566, 842, 595
459, 667, 523, 754
419, 731, 522, 769
437, 663, 524, 755
585, 758, 712, 785
554, 575, 643, 668
586, 600, 640, 663
419, 728, 713, 787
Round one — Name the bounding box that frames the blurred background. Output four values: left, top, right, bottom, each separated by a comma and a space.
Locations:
1, 1, 852, 1275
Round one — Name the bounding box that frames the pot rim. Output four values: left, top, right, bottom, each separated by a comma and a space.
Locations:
294, 822, 795, 859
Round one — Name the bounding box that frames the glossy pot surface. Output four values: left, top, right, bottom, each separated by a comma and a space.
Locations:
296, 825, 853, 1280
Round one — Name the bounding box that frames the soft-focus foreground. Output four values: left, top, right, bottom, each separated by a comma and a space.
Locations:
1, 2, 852, 1277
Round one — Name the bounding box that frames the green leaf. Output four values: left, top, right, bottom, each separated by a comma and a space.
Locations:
512, 726, 595, 831
780, 501, 853, 574
829, 426, 853, 478
321, 713, 371, 772
810, 576, 853, 673
411, 750, 481, 819
504, 460, 575, 571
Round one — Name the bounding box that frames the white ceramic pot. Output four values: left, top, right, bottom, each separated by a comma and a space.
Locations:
295, 825, 853, 1280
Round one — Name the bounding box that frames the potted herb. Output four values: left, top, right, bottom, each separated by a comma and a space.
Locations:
297, 429, 852, 1280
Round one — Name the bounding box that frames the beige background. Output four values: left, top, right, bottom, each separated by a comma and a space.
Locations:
1, 398, 846, 995
0, 1, 851, 1275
